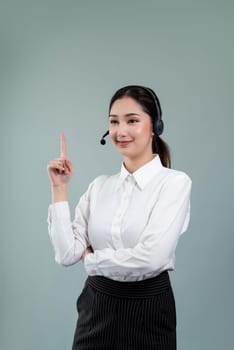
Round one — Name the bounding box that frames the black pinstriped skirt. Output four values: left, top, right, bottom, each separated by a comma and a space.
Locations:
72, 271, 176, 350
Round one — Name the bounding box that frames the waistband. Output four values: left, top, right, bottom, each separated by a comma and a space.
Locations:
86, 271, 171, 299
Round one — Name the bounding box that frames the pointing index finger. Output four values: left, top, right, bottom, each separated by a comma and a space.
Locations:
60, 133, 67, 158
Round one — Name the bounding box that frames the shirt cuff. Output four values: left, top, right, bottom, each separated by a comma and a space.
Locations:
84, 253, 99, 276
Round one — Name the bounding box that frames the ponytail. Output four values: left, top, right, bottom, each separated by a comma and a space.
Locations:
152, 135, 171, 168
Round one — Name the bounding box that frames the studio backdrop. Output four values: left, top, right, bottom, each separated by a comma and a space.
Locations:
1, 1, 233, 350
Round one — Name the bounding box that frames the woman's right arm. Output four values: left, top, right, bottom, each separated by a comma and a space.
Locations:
47, 134, 89, 266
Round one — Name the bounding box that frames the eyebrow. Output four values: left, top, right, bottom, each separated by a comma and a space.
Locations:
109, 113, 142, 118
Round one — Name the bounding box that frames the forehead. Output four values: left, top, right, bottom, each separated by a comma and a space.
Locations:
110, 96, 144, 115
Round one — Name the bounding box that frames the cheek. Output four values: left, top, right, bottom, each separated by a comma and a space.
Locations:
109, 129, 116, 140
135, 123, 152, 138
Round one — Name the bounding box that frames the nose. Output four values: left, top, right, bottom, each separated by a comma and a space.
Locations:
117, 122, 128, 137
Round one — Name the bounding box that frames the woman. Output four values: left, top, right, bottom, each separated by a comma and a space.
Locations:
47, 85, 192, 350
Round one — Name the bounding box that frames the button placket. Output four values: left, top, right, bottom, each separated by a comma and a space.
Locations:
111, 175, 135, 249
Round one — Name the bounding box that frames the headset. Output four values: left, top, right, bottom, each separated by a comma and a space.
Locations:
100, 85, 164, 145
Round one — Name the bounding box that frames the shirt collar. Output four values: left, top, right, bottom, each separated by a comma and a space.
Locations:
116, 154, 164, 191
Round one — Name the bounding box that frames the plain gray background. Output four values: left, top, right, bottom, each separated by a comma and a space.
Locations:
1, 1, 233, 349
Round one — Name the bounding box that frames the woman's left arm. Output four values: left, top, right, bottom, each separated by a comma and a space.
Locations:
84, 173, 192, 280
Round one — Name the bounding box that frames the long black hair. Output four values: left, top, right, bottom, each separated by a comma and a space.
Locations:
109, 85, 171, 168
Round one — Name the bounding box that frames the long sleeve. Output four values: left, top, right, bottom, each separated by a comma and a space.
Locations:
84, 173, 192, 280
47, 185, 92, 266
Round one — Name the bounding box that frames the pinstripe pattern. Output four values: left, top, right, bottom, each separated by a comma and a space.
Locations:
72, 271, 176, 350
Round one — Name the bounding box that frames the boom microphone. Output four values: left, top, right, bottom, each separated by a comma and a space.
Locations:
100, 131, 109, 145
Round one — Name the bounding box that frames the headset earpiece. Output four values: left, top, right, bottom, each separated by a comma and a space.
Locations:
154, 119, 164, 136
141, 86, 164, 136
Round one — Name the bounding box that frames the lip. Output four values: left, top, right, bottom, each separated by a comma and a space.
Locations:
117, 141, 132, 146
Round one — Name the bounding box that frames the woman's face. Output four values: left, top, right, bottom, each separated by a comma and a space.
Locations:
109, 96, 154, 161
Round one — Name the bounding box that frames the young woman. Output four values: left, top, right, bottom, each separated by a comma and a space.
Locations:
47, 85, 192, 350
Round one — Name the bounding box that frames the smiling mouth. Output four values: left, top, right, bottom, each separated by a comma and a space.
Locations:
117, 140, 132, 142
117, 141, 132, 146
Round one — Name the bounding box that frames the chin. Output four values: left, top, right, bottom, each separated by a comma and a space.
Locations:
119, 150, 138, 158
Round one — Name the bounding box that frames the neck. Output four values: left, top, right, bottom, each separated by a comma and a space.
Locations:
123, 153, 155, 173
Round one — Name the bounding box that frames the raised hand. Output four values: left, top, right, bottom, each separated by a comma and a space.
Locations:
47, 133, 74, 187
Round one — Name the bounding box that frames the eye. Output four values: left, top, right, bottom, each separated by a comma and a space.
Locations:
128, 119, 139, 124
109, 119, 119, 124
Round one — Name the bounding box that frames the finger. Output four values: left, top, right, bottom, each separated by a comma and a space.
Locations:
65, 159, 72, 171
48, 161, 65, 171
60, 133, 67, 158
48, 159, 64, 167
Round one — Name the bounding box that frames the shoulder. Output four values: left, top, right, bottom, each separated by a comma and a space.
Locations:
160, 166, 192, 191
90, 173, 118, 187
163, 166, 192, 182
85, 173, 119, 194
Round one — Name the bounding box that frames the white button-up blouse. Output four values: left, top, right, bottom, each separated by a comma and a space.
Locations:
47, 154, 192, 281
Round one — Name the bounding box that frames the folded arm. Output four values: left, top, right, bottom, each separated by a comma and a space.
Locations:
84, 173, 192, 279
